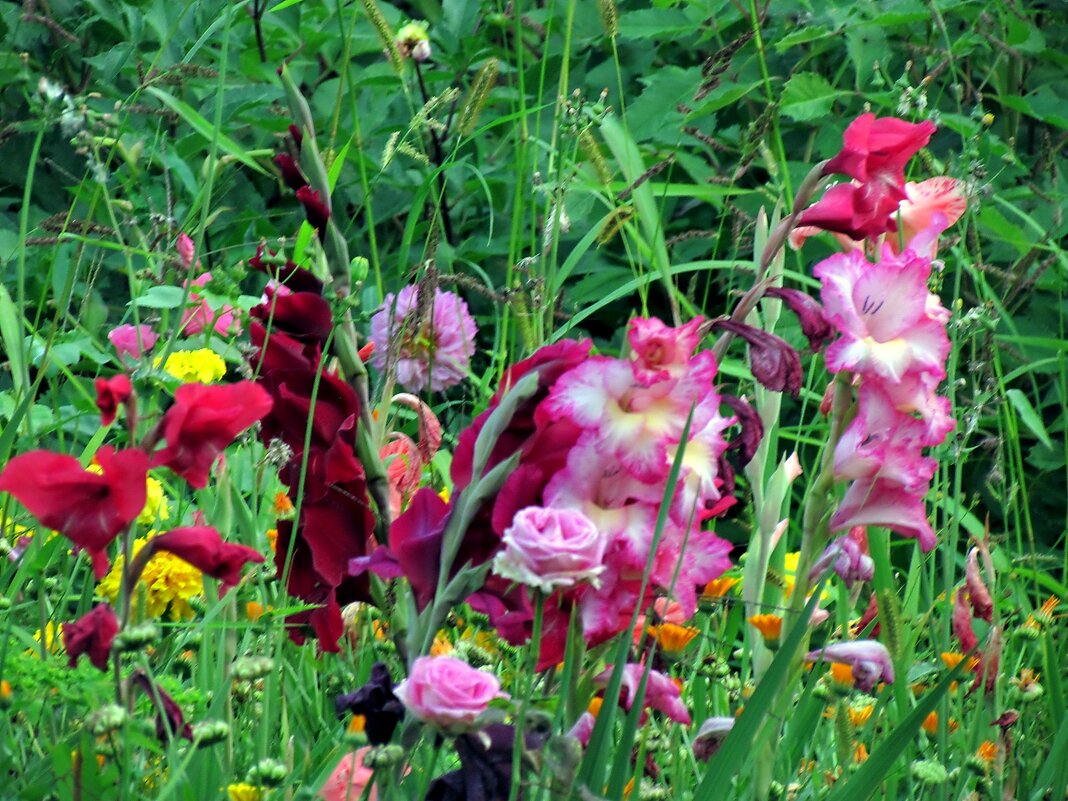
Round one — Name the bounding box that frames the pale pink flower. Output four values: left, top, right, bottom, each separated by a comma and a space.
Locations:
108, 324, 159, 361
815, 244, 949, 382
830, 478, 936, 552
628, 315, 705, 382
320, 747, 377, 801
595, 663, 691, 725
892, 177, 966, 257
180, 273, 241, 337
808, 534, 874, 588
807, 639, 894, 692
568, 711, 596, 747
492, 506, 607, 593
393, 656, 505, 731
370, 286, 477, 392
878, 371, 955, 447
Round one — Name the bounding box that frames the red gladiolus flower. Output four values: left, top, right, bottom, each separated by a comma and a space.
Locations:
151, 381, 273, 488
0, 447, 149, 577
132, 672, 192, 742
95, 374, 133, 426
296, 185, 331, 232
823, 113, 936, 188
274, 153, 306, 191
151, 526, 264, 593
64, 603, 119, 671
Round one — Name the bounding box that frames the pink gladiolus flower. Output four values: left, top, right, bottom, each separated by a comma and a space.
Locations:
492, 506, 607, 593
892, 177, 966, 257
393, 656, 506, 731
568, 711, 596, 747
808, 534, 874, 589
370, 286, 477, 393
628, 316, 705, 382
965, 548, 993, 623
830, 478, 936, 552
815, 239, 950, 382
823, 114, 936, 186
595, 663, 691, 725
798, 181, 904, 241
877, 372, 955, 447
180, 273, 242, 337
807, 639, 894, 692
108, 324, 159, 361
320, 747, 377, 801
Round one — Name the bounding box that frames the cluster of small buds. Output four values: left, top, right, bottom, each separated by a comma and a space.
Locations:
362, 744, 406, 769
193, 719, 231, 747
247, 758, 287, 787
911, 759, 949, 785
88, 703, 128, 735
113, 622, 160, 654
231, 656, 275, 682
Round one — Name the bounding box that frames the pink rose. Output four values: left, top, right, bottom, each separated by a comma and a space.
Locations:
394, 656, 505, 730
491, 506, 607, 594
320, 747, 376, 801
108, 324, 159, 362
180, 273, 241, 337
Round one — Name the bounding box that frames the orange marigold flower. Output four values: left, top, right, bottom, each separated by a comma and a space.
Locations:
588, 697, 604, 717
829, 662, 855, 686
347, 714, 366, 734
273, 492, 294, 516
265, 528, 278, 554
854, 743, 869, 764
649, 622, 700, 654
0, 679, 11, 704
848, 705, 874, 728
703, 577, 740, 599
749, 614, 783, 643
941, 651, 980, 671
1035, 595, 1060, 625
246, 601, 266, 622
976, 740, 997, 764
430, 632, 453, 656
921, 712, 939, 734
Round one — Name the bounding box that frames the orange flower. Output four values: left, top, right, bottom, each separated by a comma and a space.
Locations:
649, 622, 700, 654
430, 632, 453, 656
246, 601, 266, 622
1035, 595, 1060, 625
976, 740, 997, 765
347, 714, 366, 734
0, 679, 11, 705
703, 577, 740, 599
829, 662, 855, 687
941, 651, 980, 671
273, 491, 294, 516
749, 614, 783, 643
921, 712, 939, 734
588, 697, 604, 717
854, 743, 869, 764
848, 705, 873, 728
265, 528, 278, 554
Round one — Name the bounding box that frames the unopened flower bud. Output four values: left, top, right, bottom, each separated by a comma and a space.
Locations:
1013, 624, 1040, 641
911, 759, 948, 785
193, 719, 230, 746
89, 704, 128, 735
113, 622, 160, 653
232, 656, 275, 682
363, 744, 405, 769
248, 758, 287, 787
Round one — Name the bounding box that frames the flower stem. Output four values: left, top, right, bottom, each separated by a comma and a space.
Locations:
508, 591, 544, 801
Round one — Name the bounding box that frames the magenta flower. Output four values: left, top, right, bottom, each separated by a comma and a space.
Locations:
180, 273, 241, 337
492, 506, 607, 593
393, 656, 506, 731
807, 639, 894, 692
108, 324, 159, 362
370, 286, 477, 392
176, 233, 197, 270
595, 663, 691, 725
830, 478, 936, 552
808, 533, 874, 589
823, 113, 936, 188
815, 240, 950, 383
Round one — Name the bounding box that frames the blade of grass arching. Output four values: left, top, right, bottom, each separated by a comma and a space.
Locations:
1042, 630, 1065, 730
693, 585, 826, 800
598, 115, 679, 325
551, 208, 629, 295
145, 88, 269, 176
1029, 709, 1068, 801
0, 284, 27, 399
822, 659, 968, 801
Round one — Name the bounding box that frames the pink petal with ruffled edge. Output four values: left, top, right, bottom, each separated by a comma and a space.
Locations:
830, 478, 936, 551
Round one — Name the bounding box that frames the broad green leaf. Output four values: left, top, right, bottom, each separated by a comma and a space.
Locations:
1006, 388, 1053, 449
781, 72, 844, 122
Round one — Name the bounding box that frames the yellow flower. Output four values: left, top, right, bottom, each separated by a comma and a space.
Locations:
648, 622, 700, 654
138, 476, 170, 526
98, 536, 204, 620
156, 348, 227, 384
227, 784, 262, 801
30, 622, 63, 656
438, 485, 451, 504
703, 577, 739, 599
430, 632, 454, 656
848, 704, 873, 728
265, 528, 278, 554
749, 614, 783, 644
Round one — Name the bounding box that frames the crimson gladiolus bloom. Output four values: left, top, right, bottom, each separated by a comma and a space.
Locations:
151, 381, 272, 488
95, 374, 133, 426
823, 113, 936, 187
151, 526, 264, 593
0, 447, 149, 577
64, 603, 119, 671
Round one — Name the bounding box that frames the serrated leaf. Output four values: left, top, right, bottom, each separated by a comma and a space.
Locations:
781, 72, 844, 121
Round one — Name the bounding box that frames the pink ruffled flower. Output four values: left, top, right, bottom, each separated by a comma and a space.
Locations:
815, 237, 950, 383
829, 478, 936, 552
892, 177, 966, 257
808, 533, 874, 589
595, 663, 691, 725
628, 316, 705, 383
321, 747, 377, 801
393, 656, 506, 731
108, 324, 159, 362
492, 506, 607, 594
807, 639, 894, 692
180, 273, 241, 337
176, 233, 197, 270
370, 286, 477, 393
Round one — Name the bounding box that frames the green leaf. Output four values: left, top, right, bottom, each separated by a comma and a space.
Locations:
781, 72, 844, 122
131, 285, 187, 309
144, 87, 269, 175
1006, 388, 1053, 449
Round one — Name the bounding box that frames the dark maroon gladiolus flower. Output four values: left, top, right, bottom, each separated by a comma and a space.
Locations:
425, 723, 549, 801
151, 381, 273, 489
248, 243, 324, 295
0, 447, 149, 578
764, 287, 834, 353
252, 287, 333, 344
335, 662, 405, 745
296, 185, 330, 232
132, 672, 192, 742
151, 526, 264, 593
711, 320, 802, 397
273, 153, 306, 191
720, 395, 763, 465
288, 123, 303, 150
64, 603, 119, 671
95, 374, 133, 426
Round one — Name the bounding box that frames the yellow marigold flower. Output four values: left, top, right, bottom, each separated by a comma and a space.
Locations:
430, 632, 454, 656
30, 622, 63, 656
976, 740, 997, 765
848, 704, 874, 728
347, 714, 366, 734
272, 492, 294, 516
703, 576, 739, 599
138, 475, 171, 526
649, 622, 700, 654
99, 536, 204, 620
156, 348, 227, 384
940, 651, 980, 671
227, 783, 262, 801
829, 662, 855, 687
265, 528, 278, 553
749, 614, 783, 644
854, 743, 869, 764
